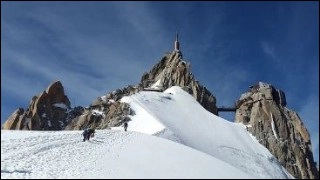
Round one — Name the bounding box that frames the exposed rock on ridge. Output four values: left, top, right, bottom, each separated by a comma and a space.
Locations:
235, 82, 318, 179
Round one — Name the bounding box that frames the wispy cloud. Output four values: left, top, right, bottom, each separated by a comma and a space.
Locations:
260, 41, 279, 63
1, 2, 168, 122
112, 2, 162, 37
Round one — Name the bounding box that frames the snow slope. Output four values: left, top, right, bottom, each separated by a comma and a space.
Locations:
1, 130, 252, 179
1, 86, 293, 179
117, 86, 293, 178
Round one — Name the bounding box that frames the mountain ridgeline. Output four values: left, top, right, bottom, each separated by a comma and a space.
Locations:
3, 50, 217, 131
2, 49, 318, 178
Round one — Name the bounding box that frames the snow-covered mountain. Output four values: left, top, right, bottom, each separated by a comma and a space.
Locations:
1, 86, 293, 179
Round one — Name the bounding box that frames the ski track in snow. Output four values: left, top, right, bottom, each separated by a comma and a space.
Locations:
217, 145, 276, 178
1, 130, 136, 179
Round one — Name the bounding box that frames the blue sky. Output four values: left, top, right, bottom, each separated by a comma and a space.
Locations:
1, 2, 318, 163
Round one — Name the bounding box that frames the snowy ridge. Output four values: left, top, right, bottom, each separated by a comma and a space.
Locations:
1, 86, 293, 178
119, 86, 293, 178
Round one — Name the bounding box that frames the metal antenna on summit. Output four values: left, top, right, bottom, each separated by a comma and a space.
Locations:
174, 32, 180, 51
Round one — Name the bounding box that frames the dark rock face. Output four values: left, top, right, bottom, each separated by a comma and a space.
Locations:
2, 81, 71, 130
63, 84, 138, 130
235, 82, 318, 179
64, 101, 131, 130
2, 108, 27, 130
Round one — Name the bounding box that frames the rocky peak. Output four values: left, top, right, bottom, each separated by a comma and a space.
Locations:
140, 51, 217, 114
46, 81, 70, 105
2, 80, 71, 130
235, 82, 318, 179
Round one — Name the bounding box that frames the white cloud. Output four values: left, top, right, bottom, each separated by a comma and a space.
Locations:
1, 4, 153, 106
261, 41, 278, 61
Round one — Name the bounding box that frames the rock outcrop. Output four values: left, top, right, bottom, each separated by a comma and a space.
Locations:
2, 81, 71, 130
64, 101, 132, 130
140, 51, 217, 114
235, 82, 318, 179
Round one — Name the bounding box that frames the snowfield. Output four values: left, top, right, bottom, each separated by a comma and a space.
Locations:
1, 86, 294, 179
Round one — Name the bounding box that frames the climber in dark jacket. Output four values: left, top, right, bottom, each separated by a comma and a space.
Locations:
123, 122, 128, 132
82, 128, 95, 141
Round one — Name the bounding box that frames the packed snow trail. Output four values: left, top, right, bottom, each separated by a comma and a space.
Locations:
1, 130, 134, 178
1, 130, 253, 179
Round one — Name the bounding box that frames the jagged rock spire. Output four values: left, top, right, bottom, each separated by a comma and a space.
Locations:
2, 80, 71, 130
